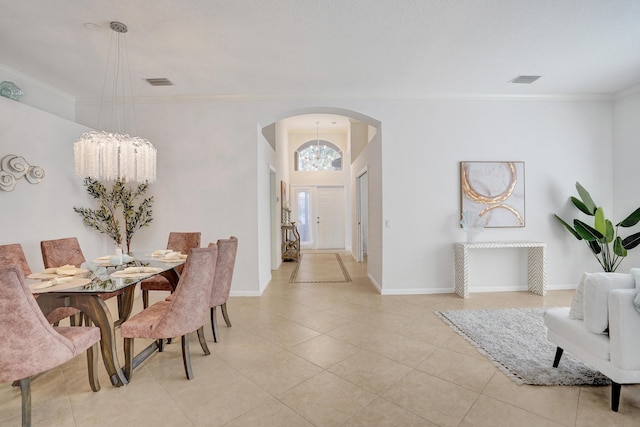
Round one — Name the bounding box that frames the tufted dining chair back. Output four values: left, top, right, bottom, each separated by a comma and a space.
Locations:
0, 243, 80, 325
0, 265, 101, 426
0, 243, 32, 276
40, 237, 86, 268
208, 236, 238, 342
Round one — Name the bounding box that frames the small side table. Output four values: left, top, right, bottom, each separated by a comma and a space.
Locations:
453, 241, 547, 298
281, 224, 300, 262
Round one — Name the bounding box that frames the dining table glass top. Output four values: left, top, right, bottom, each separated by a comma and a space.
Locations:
27, 251, 185, 294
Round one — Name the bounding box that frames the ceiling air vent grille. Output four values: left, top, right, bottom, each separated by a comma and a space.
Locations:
145, 78, 174, 86
510, 75, 541, 84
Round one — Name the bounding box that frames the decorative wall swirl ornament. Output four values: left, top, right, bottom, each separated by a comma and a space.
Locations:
460, 161, 525, 228
0, 155, 45, 191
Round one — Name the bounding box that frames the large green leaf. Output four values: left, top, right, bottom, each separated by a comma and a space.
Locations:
554, 214, 582, 240
594, 207, 606, 235
618, 206, 640, 227
605, 219, 615, 243
574, 219, 603, 241
614, 236, 628, 257
622, 231, 640, 250
588, 240, 602, 254
570, 197, 594, 216
575, 182, 597, 214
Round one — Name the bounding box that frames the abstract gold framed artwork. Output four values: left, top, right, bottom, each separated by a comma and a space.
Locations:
460, 161, 525, 228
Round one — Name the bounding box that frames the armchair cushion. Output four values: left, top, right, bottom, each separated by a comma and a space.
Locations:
630, 268, 640, 315
569, 272, 590, 320
583, 272, 634, 334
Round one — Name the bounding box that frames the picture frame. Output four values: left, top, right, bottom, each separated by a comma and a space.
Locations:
460, 161, 525, 228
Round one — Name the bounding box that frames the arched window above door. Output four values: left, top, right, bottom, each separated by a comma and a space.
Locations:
295, 140, 343, 171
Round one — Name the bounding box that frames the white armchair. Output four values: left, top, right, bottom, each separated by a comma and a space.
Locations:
544, 271, 640, 411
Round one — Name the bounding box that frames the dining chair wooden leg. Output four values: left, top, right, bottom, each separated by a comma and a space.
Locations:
196, 327, 210, 355
142, 289, 149, 309
221, 303, 232, 328
123, 337, 134, 381
69, 312, 83, 326
210, 306, 219, 343
19, 378, 31, 427
87, 342, 101, 392
181, 335, 193, 380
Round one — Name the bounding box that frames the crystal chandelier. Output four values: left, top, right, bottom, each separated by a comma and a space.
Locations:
297, 122, 340, 171
74, 21, 156, 183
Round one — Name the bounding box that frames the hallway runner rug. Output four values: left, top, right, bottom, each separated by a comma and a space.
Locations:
436, 307, 610, 386
289, 253, 352, 283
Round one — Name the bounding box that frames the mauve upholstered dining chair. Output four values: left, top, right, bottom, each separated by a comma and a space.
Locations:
0, 265, 101, 427
40, 237, 126, 322
140, 232, 201, 308
0, 243, 80, 326
208, 236, 238, 342
120, 245, 218, 381
40, 237, 87, 269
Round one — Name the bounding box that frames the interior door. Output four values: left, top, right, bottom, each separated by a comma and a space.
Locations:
316, 186, 345, 249
356, 170, 368, 261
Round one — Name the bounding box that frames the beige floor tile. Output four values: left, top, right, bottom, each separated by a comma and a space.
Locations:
224, 398, 314, 426
208, 328, 283, 370
279, 371, 377, 426
343, 397, 437, 426
483, 370, 580, 425
238, 350, 323, 396
382, 370, 479, 427
251, 320, 321, 349
460, 395, 565, 427
289, 334, 361, 369
326, 321, 398, 347
328, 350, 413, 394
416, 348, 497, 392
575, 386, 640, 426
361, 333, 438, 368
292, 309, 352, 333
397, 318, 458, 346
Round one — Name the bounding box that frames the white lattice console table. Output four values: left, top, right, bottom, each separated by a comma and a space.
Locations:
454, 241, 547, 298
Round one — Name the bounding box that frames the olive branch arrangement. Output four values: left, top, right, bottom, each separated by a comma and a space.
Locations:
73, 177, 153, 253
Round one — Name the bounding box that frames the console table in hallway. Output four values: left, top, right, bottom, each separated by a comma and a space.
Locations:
453, 241, 547, 298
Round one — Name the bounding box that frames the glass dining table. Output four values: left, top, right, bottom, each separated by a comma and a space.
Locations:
29, 252, 185, 387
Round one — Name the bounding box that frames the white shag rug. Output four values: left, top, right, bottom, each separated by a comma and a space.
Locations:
436, 307, 610, 386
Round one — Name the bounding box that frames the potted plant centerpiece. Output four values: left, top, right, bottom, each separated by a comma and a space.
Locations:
554, 182, 640, 272
74, 177, 153, 254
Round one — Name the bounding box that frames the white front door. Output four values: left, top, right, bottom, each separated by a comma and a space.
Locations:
316, 186, 345, 249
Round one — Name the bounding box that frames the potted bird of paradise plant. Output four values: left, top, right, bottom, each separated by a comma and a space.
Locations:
554, 182, 640, 272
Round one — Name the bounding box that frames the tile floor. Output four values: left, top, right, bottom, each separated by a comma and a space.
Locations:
2, 252, 640, 426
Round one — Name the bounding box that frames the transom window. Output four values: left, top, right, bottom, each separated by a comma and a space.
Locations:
295, 140, 342, 171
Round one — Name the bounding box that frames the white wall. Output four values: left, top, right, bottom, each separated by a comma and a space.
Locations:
613, 88, 640, 271
379, 99, 611, 292
0, 96, 105, 270
2, 88, 617, 296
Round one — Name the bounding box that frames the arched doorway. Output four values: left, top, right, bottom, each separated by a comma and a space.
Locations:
258, 107, 383, 291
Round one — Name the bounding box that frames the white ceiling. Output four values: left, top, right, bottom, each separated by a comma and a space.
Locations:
1, 0, 640, 130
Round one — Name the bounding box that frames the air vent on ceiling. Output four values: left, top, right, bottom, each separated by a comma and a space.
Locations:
145, 78, 174, 86
510, 75, 541, 84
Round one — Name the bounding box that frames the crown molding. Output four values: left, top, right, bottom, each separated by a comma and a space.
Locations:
75, 91, 613, 105
614, 83, 640, 100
